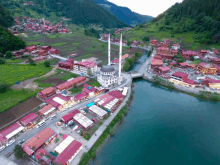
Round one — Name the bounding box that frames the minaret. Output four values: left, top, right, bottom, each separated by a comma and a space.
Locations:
118, 33, 122, 85
108, 34, 111, 65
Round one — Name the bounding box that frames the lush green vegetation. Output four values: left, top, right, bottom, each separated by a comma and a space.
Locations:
3, 0, 127, 28
123, 52, 142, 71
0, 89, 40, 113
14, 145, 28, 159
191, 59, 203, 65
0, 4, 26, 54
84, 28, 100, 39
51, 43, 67, 47
0, 63, 52, 85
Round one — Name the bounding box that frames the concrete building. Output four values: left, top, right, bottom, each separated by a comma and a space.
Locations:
197, 62, 217, 74
171, 72, 188, 81
74, 60, 97, 75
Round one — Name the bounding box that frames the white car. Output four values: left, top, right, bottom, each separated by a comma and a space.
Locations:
6, 139, 15, 147
0, 145, 6, 152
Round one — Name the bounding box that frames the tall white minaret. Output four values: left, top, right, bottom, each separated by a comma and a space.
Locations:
108, 34, 111, 65
118, 33, 122, 85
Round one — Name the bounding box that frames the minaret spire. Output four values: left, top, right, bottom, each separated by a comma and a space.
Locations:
108, 34, 111, 65
118, 33, 122, 85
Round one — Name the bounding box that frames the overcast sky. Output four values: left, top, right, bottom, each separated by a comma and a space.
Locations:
108, 0, 183, 17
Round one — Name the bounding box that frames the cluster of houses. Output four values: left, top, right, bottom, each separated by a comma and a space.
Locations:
149, 39, 220, 89
114, 27, 132, 35
9, 16, 69, 35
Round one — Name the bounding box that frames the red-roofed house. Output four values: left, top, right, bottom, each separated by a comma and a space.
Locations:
23, 128, 56, 156
38, 104, 56, 116
109, 90, 124, 99
38, 87, 56, 100
53, 140, 82, 165
0, 122, 24, 144
154, 54, 163, 60
45, 94, 73, 111
202, 79, 220, 89
197, 62, 217, 74
200, 50, 208, 56
122, 54, 129, 60
33, 148, 54, 164
171, 72, 188, 81
38, 49, 48, 56
171, 50, 178, 55
41, 46, 52, 52
151, 59, 163, 68
98, 94, 114, 106
214, 50, 219, 55
49, 48, 59, 54
157, 47, 169, 54
61, 109, 80, 124
158, 66, 171, 74
179, 62, 188, 68
74, 92, 88, 102
150, 40, 157, 45
159, 53, 174, 60
214, 65, 220, 75
74, 60, 97, 75
56, 76, 86, 92
20, 113, 39, 128
181, 51, 199, 59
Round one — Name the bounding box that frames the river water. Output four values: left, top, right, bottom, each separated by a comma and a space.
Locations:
93, 55, 220, 165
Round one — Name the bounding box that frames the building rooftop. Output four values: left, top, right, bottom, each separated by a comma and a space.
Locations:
0, 122, 24, 140
172, 72, 188, 78
75, 60, 97, 68
108, 90, 124, 99
73, 113, 93, 129
23, 128, 55, 156
100, 65, 115, 72
158, 66, 171, 72
61, 109, 80, 123
20, 113, 39, 126
89, 105, 108, 118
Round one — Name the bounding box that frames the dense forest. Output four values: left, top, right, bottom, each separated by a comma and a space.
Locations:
93, 0, 153, 26
2, 0, 128, 28
152, 0, 220, 44
0, 4, 26, 54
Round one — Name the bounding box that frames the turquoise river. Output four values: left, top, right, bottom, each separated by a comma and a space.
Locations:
93, 54, 220, 165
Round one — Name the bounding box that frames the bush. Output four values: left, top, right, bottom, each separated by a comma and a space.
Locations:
28, 57, 36, 65
0, 58, 5, 64
5, 51, 12, 59
22, 55, 29, 58
143, 36, 149, 42
44, 61, 50, 67
14, 145, 28, 159
0, 83, 9, 93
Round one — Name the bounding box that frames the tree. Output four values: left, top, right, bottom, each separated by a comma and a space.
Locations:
28, 57, 36, 65
109, 128, 115, 137
135, 52, 142, 58
5, 51, 12, 59
0, 58, 5, 64
0, 83, 9, 93
143, 36, 149, 42
127, 41, 131, 47
0, 52, 3, 58
190, 56, 194, 61
44, 61, 50, 67
87, 68, 92, 76
14, 145, 28, 159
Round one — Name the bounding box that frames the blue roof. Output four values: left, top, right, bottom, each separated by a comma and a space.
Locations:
86, 102, 95, 107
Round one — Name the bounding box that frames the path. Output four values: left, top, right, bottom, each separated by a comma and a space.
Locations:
11, 65, 58, 90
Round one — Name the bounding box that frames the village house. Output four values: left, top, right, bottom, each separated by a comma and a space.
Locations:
179, 62, 188, 68
45, 94, 75, 111
172, 44, 180, 50
38, 87, 56, 100
200, 50, 209, 56
171, 72, 188, 81
73, 60, 97, 75
56, 76, 87, 92
23, 128, 56, 156
38, 49, 48, 56
33, 148, 54, 164
88, 105, 108, 119
151, 59, 163, 68
158, 53, 174, 60
154, 66, 171, 74
73, 113, 94, 130
150, 39, 158, 45
61, 109, 80, 124
181, 50, 199, 59
197, 62, 217, 74
171, 49, 178, 55
58, 58, 74, 70
38, 104, 56, 116
157, 47, 169, 54
41, 46, 51, 52
202, 79, 220, 89
20, 113, 39, 129
49, 48, 59, 54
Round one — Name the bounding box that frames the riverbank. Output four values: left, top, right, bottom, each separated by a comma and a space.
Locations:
78, 85, 134, 165
143, 75, 220, 102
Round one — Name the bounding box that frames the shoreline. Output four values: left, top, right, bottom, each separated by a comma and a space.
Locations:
142, 75, 220, 102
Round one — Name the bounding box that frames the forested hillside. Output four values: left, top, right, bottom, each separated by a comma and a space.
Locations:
93, 0, 153, 25
2, 0, 127, 28
152, 0, 220, 44
0, 4, 25, 54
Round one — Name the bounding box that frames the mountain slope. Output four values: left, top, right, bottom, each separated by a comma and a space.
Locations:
93, 0, 153, 25
0, 4, 25, 53
2, 0, 128, 28
151, 0, 220, 44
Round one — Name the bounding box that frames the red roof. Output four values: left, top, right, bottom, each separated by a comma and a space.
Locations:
179, 62, 188, 67
157, 47, 169, 51
38, 87, 55, 95
214, 65, 220, 72
182, 51, 199, 56
54, 140, 82, 165
20, 113, 39, 126
99, 94, 114, 106
158, 66, 171, 72
108, 90, 124, 99
203, 79, 220, 84
23, 128, 55, 156
61, 109, 80, 123
0, 122, 22, 138
38, 104, 54, 115
45, 94, 71, 108
74, 92, 88, 101
34, 148, 49, 161
172, 72, 188, 78
183, 79, 195, 85
151, 59, 163, 65
75, 60, 97, 68
198, 62, 213, 69
56, 77, 86, 91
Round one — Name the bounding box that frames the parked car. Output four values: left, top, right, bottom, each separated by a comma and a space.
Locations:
50, 115, 56, 120
72, 125, 78, 131
6, 139, 15, 147
0, 145, 6, 152
76, 130, 81, 134
17, 139, 26, 145
92, 118, 98, 123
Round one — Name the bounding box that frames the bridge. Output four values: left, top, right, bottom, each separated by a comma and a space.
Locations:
50, 54, 68, 61
130, 73, 143, 78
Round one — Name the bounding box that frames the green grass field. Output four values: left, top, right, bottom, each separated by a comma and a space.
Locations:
7, 59, 26, 63
0, 63, 52, 85
191, 59, 203, 65
0, 89, 40, 113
